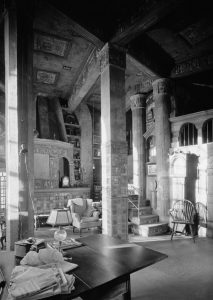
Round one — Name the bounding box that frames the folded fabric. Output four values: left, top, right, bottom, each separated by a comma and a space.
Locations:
8, 264, 75, 300
9, 266, 58, 299
20, 248, 64, 266
10, 266, 56, 283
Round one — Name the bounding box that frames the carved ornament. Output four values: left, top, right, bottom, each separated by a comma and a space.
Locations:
152, 78, 172, 96
171, 54, 213, 78
34, 139, 73, 162
70, 47, 99, 100
99, 43, 126, 72
35, 144, 67, 157
130, 93, 146, 110
134, 79, 154, 94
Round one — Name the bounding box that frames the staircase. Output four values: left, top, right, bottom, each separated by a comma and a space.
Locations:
128, 194, 168, 237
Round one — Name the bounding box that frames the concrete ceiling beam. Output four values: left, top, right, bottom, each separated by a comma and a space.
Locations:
111, 0, 184, 46
68, 47, 102, 112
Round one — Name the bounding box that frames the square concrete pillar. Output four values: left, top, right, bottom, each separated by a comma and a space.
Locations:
99, 43, 128, 240
4, 0, 34, 249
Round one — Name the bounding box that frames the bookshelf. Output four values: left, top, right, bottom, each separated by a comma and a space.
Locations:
62, 109, 81, 181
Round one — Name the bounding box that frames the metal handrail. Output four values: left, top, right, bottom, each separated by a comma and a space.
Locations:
128, 197, 139, 210
128, 185, 140, 220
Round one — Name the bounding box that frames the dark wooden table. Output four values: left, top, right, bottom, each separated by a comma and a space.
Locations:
59, 234, 167, 300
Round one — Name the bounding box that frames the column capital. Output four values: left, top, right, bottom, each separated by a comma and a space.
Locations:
130, 93, 146, 110
99, 43, 126, 72
152, 78, 173, 96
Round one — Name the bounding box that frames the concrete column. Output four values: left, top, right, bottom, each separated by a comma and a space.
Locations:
130, 93, 146, 207
152, 78, 172, 223
99, 43, 128, 240
75, 103, 93, 189
4, 0, 34, 249
37, 96, 50, 139
52, 97, 68, 142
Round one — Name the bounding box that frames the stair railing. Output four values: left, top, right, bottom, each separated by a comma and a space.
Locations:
128, 185, 140, 221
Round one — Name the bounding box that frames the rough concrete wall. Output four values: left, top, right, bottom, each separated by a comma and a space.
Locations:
127, 154, 133, 184
75, 103, 93, 190
37, 96, 50, 138
170, 110, 213, 237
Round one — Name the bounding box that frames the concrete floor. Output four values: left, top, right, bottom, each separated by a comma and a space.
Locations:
131, 238, 213, 300
1, 227, 213, 300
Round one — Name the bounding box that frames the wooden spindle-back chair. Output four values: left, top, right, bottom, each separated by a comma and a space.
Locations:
169, 199, 196, 242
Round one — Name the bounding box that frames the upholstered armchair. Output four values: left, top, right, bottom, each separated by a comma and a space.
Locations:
67, 198, 102, 236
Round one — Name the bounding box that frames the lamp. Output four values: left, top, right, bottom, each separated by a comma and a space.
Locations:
47, 209, 72, 252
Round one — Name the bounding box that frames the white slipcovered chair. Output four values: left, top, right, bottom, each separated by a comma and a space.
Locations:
67, 198, 101, 236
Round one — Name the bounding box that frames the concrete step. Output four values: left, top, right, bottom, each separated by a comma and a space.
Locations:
132, 222, 168, 237
128, 206, 153, 218
131, 214, 159, 225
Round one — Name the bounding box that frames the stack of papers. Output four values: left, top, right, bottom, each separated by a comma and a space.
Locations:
47, 238, 83, 250
8, 264, 75, 300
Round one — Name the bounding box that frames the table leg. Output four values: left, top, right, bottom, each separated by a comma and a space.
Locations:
122, 275, 131, 300
80, 275, 131, 300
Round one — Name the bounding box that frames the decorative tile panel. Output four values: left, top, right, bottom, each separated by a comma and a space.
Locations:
34, 33, 70, 57
36, 69, 58, 85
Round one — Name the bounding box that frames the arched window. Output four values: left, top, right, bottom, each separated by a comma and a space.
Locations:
202, 119, 213, 143
147, 136, 156, 162
179, 123, 197, 146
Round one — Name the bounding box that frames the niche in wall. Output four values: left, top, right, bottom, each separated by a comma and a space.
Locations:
59, 157, 70, 187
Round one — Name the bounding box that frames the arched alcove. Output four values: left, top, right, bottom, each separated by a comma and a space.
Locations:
59, 157, 70, 187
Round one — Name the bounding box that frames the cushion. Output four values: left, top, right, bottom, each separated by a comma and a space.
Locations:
81, 216, 100, 223
84, 205, 96, 217
71, 199, 87, 216
92, 211, 100, 219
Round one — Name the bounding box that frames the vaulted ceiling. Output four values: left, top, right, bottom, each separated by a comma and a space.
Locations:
1, 0, 213, 113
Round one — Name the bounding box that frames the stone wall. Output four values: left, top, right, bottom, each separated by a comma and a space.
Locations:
34, 187, 90, 214
34, 138, 74, 188
170, 109, 213, 237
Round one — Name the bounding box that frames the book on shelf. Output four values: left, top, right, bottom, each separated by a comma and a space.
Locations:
47, 239, 83, 250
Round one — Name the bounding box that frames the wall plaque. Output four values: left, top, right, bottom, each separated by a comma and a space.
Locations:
36, 70, 58, 85
147, 164, 156, 176
34, 33, 70, 57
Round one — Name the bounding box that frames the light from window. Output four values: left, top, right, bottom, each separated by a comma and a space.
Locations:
147, 136, 156, 162
179, 123, 197, 146
0, 171, 6, 218
202, 119, 213, 144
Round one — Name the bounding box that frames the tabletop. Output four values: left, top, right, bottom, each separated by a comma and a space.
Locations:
62, 234, 167, 299
10, 234, 167, 300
